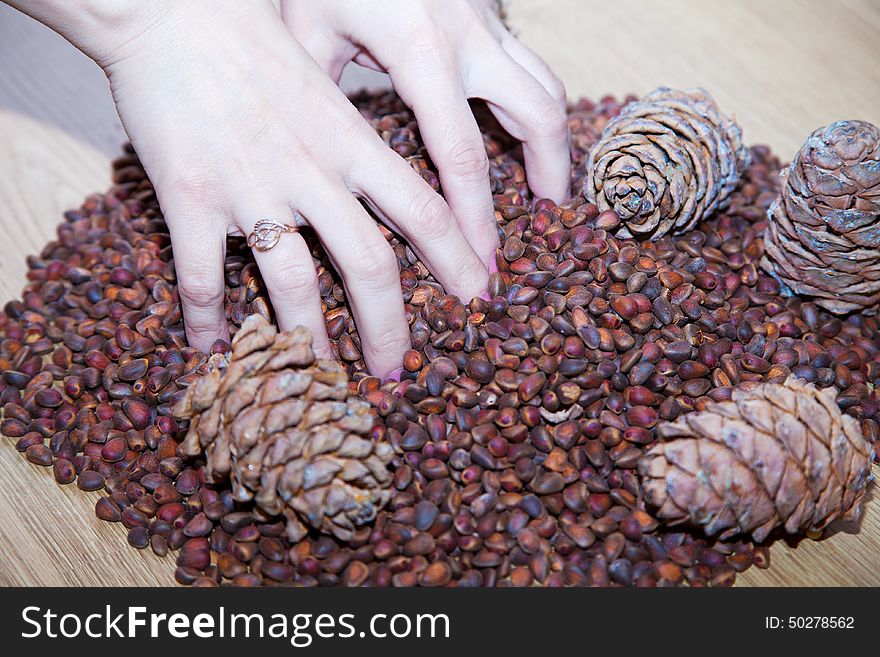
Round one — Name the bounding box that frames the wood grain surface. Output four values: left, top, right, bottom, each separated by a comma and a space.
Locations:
0, 0, 878, 587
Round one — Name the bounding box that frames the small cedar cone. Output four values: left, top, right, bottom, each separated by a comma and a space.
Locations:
639, 377, 873, 542
761, 120, 880, 314
584, 87, 748, 239
173, 315, 393, 543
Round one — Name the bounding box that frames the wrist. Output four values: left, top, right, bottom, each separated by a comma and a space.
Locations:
8, 0, 172, 67
8, 1, 268, 70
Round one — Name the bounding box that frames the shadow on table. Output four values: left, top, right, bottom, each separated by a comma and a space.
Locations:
776, 474, 878, 554
0, 5, 124, 155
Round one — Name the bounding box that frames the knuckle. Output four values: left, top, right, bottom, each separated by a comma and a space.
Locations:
547, 75, 568, 107
347, 239, 400, 289
445, 140, 491, 183
446, 252, 487, 300
178, 275, 225, 309
403, 23, 453, 67
530, 99, 569, 141
271, 258, 320, 300
185, 323, 218, 344
162, 166, 219, 208
276, 135, 310, 169
406, 190, 455, 240
400, 4, 436, 39
368, 323, 411, 361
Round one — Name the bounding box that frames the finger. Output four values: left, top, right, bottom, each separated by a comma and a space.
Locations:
239, 214, 333, 360
293, 178, 411, 378
280, 2, 354, 83
464, 44, 571, 203
456, 6, 567, 111
345, 130, 489, 304
167, 222, 229, 353
390, 64, 498, 268
499, 32, 568, 111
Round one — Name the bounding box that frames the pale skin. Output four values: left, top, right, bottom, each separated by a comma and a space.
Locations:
6, 0, 571, 377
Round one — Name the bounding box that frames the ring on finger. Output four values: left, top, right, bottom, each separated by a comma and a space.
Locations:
246, 214, 307, 251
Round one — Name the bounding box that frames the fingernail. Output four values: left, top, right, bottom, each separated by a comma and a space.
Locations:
385, 367, 404, 383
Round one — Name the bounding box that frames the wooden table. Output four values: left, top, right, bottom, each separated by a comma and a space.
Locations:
1, 0, 878, 586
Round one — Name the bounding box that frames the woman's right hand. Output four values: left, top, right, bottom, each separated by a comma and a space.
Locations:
15, 0, 490, 377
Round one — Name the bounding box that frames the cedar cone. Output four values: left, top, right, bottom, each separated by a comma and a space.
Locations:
584, 87, 748, 239
761, 120, 880, 314
173, 315, 393, 543
638, 377, 873, 542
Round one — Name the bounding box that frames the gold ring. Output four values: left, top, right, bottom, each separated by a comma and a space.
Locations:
246, 219, 297, 251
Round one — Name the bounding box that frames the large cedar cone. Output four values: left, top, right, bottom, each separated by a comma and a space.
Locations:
761, 120, 880, 314
638, 377, 873, 542
584, 87, 748, 239
173, 315, 393, 543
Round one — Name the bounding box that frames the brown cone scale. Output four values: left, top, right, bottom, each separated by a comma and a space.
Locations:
584, 87, 748, 239
173, 315, 393, 543
639, 377, 873, 542
761, 120, 880, 315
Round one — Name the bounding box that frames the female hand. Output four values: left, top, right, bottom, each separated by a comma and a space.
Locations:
13, 0, 492, 377
280, 0, 573, 267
